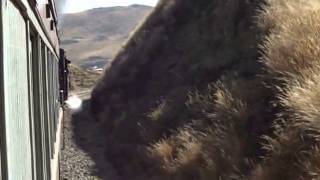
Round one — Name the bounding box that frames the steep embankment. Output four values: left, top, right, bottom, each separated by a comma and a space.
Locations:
90, 0, 320, 179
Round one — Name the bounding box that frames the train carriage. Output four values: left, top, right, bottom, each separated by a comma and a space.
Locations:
0, 0, 68, 179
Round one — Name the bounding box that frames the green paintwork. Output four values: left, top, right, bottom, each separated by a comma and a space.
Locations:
0, 1, 62, 179
2, 0, 33, 179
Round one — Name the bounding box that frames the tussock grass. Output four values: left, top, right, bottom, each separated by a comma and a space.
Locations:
260, 0, 320, 77
251, 0, 320, 179
89, 0, 320, 179
146, 78, 266, 180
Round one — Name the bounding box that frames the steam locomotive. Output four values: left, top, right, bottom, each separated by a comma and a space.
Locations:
0, 0, 69, 179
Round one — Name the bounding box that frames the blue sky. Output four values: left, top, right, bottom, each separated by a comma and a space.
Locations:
64, 0, 158, 13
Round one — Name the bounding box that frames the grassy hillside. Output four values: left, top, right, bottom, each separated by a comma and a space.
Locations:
60, 5, 152, 68
90, 0, 320, 179
69, 64, 101, 91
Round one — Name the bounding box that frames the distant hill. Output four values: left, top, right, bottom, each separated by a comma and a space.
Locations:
59, 5, 153, 69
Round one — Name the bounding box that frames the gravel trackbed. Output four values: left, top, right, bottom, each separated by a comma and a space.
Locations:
60, 107, 119, 180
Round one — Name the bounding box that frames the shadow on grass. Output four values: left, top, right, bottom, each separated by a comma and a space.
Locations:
71, 99, 119, 180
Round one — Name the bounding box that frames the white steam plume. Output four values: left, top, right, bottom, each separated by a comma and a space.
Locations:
55, 0, 67, 26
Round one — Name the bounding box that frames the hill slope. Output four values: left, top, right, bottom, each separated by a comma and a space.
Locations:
60, 5, 152, 68
68, 64, 101, 91
90, 0, 320, 179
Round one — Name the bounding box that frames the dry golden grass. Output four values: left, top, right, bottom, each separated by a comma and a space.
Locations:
251, 0, 320, 179
149, 139, 174, 167
146, 78, 257, 180
199, 81, 251, 180
282, 74, 320, 124
89, 0, 320, 179
260, 0, 320, 77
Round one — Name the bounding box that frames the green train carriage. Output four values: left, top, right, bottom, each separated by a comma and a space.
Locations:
0, 0, 68, 179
